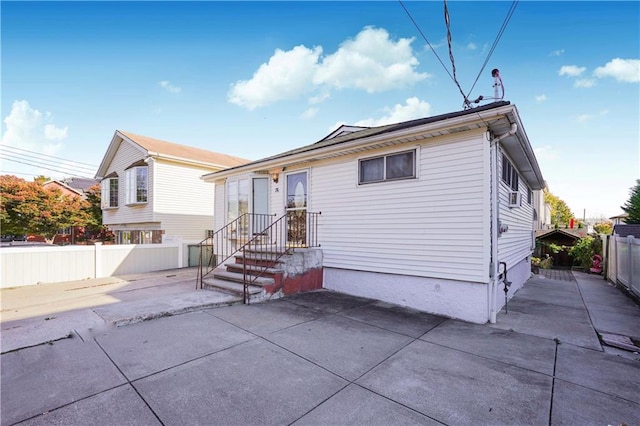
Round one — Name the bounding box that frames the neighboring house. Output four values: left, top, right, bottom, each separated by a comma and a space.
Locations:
202, 101, 545, 323
532, 184, 551, 230
610, 213, 629, 225
39, 178, 100, 244
95, 130, 249, 247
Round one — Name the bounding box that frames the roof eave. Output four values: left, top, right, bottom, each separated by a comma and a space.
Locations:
203, 104, 519, 182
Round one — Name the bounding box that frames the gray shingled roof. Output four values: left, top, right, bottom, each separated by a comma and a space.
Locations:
613, 224, 640, 237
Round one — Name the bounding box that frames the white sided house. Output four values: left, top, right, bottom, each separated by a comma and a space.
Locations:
96, 130, 249, 245
202, 102, 545, 323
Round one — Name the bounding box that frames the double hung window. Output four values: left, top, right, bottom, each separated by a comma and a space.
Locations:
101, 173, 119, 208
501, 154, 519, 191
125, 165, 148, 204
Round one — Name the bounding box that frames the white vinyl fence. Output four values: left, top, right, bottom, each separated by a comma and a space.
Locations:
1, 242, 184, 288
606, 234, 640, 298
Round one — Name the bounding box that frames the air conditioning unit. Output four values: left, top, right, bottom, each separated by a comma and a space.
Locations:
508, 191, 521, 208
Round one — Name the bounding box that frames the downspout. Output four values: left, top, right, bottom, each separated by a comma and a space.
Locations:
489, 123, 517, 323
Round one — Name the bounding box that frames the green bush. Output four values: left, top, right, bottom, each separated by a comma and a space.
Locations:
569, 235, 602, 269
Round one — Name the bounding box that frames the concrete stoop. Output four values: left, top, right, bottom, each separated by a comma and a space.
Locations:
202, 248, 324, 303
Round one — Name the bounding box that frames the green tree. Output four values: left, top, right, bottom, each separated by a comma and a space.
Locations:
621, 179, 640, 224
544, 189, 574, 227
0, 175, 90, 242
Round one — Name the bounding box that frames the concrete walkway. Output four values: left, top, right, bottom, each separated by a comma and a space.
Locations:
1, 271, 639, 425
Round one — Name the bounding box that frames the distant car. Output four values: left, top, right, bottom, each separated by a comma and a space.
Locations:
0, 234, 27, 242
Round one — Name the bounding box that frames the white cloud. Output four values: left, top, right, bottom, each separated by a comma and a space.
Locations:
228, 45, 321, 110
550, 49, 565, 57
228, 27, 428, 109
354, 97, 431, 127
159, 80, 182, 93
559, 65, 585, 77
535, 94, 547, 103
534, 145, 558, 161
301, 107, 318, 119
309, 93, 330, 105
594, 58, 640, 83
314, 27, 428, 93
1, 100, 66, 155
467, 42, 477, 51
574, 78, 596, 88
576, 111, 606, 123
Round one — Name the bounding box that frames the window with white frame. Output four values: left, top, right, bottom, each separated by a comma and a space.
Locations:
527, 187, 533, 204
501, 153, 519, 191
101, 174, 119, 208
359, 150, 416, 184
125, 165, 148, 204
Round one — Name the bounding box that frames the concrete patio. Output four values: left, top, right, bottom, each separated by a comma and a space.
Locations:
1, 270, 639, 425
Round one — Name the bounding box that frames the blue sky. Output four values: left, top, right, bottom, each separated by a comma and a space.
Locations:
1, 1, 638, 219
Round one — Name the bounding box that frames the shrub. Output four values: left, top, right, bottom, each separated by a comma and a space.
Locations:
569, 235, 602, 269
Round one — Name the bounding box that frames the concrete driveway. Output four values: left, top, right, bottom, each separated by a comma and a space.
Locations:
1, 270, 639, 425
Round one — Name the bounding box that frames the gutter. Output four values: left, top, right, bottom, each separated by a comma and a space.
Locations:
489, 123, 517, 324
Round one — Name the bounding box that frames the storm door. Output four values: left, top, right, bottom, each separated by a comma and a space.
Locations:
285, 171, 308, 246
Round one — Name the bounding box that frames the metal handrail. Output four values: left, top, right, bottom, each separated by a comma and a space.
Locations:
197, 211, 321, 301
196, 213, 275, 289
241, 211, 321, 303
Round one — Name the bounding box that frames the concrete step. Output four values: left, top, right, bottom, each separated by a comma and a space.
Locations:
202, 277, 263, 297
224, 262, 283, 276
212, 269, 275, 287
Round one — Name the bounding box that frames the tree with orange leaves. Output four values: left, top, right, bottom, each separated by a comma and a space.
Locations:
1, 175, 90, 242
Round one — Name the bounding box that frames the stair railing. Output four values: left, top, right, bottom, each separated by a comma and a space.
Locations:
197, 211, 321, 299
241, 211, 321, 303
196, 213, 275, 289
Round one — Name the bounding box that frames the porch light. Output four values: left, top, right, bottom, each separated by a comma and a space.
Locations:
271, 172, 279, 183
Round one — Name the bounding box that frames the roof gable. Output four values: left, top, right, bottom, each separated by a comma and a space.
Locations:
96, 130, 251, 178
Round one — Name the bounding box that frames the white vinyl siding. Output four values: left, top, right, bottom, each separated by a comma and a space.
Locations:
498, 149, 535, 267
153, 160, 218, 242
311, 131, 489, 283
101, 142, 153, 226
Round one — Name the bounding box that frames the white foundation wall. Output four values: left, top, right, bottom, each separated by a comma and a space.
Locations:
324, 267, 489, 323
493, 256, 532, 311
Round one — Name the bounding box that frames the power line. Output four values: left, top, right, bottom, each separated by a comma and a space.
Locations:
0, 156, 96, 178
443, 0, 468, 105
0, 145, 99, 168
0, 153, 96, 176
0, 149, 97, 175
398, 1, 459, 88
465, 0, 519, 100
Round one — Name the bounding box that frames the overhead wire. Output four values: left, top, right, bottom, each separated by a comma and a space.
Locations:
0, 145, 98, 177
443, 0, 468, 105
465, 0, 519, 100
1, 145, 99, 169
0, 155, 95, 177
398, 1, 458, 88
399, 0, 519, 109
